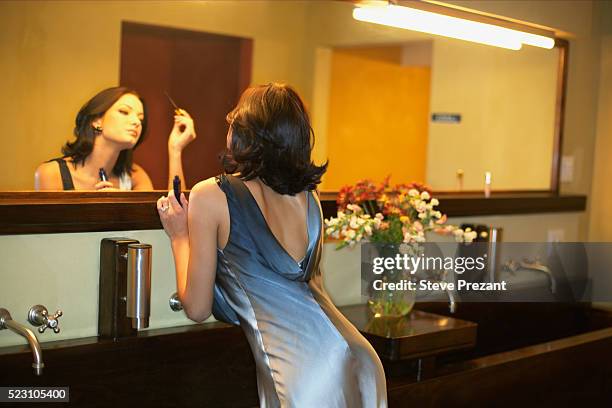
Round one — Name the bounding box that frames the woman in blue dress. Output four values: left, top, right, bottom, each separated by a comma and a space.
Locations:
157, 83, 387, 407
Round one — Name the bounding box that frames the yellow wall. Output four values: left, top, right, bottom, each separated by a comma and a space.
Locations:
589, 1, 612, 241
443, 0, 602, 240
426, 39, 557, 190
323, 47, 430, 190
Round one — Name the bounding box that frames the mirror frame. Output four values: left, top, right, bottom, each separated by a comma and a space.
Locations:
0, 40, 582, 235
0, 190, 586, 235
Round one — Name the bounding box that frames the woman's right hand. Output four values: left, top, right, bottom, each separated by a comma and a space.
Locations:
168, 110, 197, 154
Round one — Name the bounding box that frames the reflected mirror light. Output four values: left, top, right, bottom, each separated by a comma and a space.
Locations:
353, 5, 524, 50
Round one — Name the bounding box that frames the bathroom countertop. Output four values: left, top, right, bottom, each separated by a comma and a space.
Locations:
339, 304, 477, 362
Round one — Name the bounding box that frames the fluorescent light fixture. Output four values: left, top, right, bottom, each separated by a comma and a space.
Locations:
353, 5, 555, 50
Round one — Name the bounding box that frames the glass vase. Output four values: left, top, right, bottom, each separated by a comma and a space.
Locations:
367, 270, 416, 318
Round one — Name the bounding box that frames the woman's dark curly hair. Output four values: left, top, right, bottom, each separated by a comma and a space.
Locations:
62, 87, 147, 177
222, 83, 328, 195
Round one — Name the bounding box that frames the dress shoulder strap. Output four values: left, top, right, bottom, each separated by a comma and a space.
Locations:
49, 158, 75, 190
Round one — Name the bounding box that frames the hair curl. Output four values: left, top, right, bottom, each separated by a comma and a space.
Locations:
62, 87, 147, 176
222, 83, 327, 195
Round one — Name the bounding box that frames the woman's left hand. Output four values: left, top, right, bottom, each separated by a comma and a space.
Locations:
168, 110, 197, 154
157, 190, 190, 241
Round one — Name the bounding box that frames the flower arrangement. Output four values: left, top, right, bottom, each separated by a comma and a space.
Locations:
325, 177, 477, 248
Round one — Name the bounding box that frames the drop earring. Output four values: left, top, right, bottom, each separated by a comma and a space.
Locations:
93, 125, 103, 133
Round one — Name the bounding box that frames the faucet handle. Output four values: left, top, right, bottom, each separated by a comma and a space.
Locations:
28, 305, 63, 334
169, 292, 183, 312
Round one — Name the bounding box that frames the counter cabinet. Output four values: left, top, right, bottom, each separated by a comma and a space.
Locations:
1, 303, 611, 406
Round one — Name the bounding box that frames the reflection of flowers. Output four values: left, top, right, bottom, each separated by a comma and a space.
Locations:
325, 177, 477, 249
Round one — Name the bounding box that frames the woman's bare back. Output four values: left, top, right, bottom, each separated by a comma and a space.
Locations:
243, 178, 308, 263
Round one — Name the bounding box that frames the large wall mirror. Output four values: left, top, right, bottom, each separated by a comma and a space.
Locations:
0, 0, 565, 194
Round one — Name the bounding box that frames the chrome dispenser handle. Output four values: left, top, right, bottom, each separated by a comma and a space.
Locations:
28, 305, 63, 334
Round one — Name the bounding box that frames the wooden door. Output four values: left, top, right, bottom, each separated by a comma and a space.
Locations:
120, 22, 252, 189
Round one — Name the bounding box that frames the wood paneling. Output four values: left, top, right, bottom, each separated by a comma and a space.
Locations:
0, 191, 586, 234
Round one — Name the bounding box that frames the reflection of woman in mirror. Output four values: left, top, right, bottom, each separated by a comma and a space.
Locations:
34, 87, 195, 190
157, 83, 387, 406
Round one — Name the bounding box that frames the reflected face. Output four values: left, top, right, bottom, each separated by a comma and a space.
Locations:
94, 94, 144, 149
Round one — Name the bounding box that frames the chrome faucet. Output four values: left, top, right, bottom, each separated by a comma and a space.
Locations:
504, 258, 556, 293
421, 269, 457, 314
446, 284, 457, 313
0, 308, 44, 375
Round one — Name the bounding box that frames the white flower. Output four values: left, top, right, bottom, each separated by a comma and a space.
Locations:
356, 233, 363, 242
408, 189, 419, 197
349, 216, 358, 229
434, 211, 442, 218
418, 212, 427, 219
364, 225, 372, 235
375, 213, 384, 220
417, 202, 427, 213
464, 231, 478, 242
420, 191, 430, 200
430, 198, 439, 206
345, 229, 356, 239
347, 204, 362, 213
453, 229, 464, 237
327, 218, 340, 227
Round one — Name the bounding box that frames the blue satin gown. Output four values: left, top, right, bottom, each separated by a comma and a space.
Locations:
211, 174, 387, 407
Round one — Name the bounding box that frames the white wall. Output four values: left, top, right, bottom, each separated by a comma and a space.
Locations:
0, 211, 582, 347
